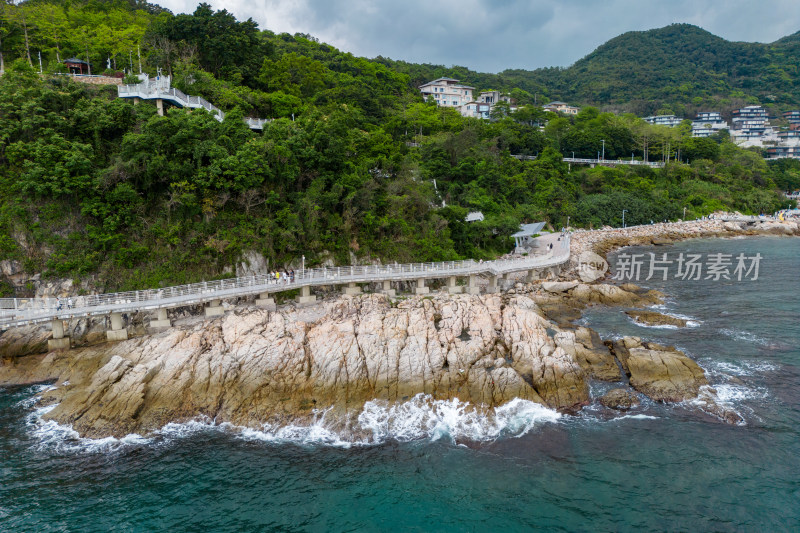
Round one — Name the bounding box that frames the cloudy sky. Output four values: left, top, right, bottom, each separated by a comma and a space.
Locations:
157, 0, 800, 72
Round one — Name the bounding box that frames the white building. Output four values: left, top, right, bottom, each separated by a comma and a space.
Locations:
419, 78, 474, 108
691, 112, 729, 138
644, 115, 684, 127
460, 102, 492, 119
730, 105, 777, 147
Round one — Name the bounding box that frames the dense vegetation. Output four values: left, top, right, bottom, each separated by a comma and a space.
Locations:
0, 1, 797, 294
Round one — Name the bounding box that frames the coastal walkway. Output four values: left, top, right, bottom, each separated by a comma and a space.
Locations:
0, 237, 570, 349
117, 75, 268, 130
512, 154, 666, 168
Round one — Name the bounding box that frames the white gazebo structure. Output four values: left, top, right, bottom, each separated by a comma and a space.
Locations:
511, 222, 546, 252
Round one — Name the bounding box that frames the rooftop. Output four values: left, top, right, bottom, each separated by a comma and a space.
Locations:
419, 78, 475, 89
511, 222, 546, 238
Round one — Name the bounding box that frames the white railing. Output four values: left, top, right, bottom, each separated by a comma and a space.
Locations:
117, 82, 270, 129
0, 238, 570, 329
562, 157, 665, 168
511, 155, 665, 168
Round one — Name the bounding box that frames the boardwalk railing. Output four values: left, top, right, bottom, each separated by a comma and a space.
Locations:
561, 157, 666, 168
117, 82, 268, 130
0, 238, 570, 329
511, 154, 665, 168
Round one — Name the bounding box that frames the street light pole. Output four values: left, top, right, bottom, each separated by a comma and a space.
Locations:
683, 207, 687, 220
601, 139, 605, 161
622, 209, 628, 229
302, 255, 305, 278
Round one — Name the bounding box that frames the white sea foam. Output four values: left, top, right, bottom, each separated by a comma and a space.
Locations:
711, 383, 768, 403
239, 408, 355, 448
719, 328, 773, 347
22, 393, 562, 451
630, 322, 680, 330
707, 360, 779, 377
610, 414, 659, 421
356, 394, 561, 444
26, 404, 151, 454
13, 384, 56, 409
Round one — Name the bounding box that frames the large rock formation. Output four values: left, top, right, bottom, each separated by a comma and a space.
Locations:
0, 280, 745, 436
611, 337, 707, 402
1, 293, 595, 438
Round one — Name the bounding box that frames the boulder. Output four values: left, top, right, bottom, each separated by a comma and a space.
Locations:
598, 388, 640, 410
554, 327, 621, 381
615, 337, 708, 402
542, 281, 579, 293
626, 310, 687, 328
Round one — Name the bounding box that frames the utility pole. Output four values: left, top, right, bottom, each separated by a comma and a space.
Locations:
21, 5, 32, 66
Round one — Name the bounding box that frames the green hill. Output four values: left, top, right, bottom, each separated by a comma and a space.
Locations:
502, 24, 800, 116
379, 24, 800, 118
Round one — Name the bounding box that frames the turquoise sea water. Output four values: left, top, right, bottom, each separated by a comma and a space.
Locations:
1, 237, 798, 532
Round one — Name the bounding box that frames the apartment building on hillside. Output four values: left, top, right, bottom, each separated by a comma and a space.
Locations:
691, 112, 729, 138
644, 114, 684, 127
730, 105, 777, 147
419, 78, 474, 108
543, 101, 579, 115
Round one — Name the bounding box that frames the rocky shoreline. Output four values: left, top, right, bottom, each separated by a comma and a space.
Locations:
1, 218, 797, 438
567, 217, 799, 274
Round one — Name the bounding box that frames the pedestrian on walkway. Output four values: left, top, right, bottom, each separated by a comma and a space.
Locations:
67, 298, 73, 309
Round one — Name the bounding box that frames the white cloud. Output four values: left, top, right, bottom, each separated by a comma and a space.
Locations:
155, 0, 800, 72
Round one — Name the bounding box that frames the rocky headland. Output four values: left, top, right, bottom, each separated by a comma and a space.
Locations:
1, 280, 739, 438
2, 217, 796, 438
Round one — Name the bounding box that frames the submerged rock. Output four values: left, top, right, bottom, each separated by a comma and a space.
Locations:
598, 388, 640, 410
625, 310, 687, 328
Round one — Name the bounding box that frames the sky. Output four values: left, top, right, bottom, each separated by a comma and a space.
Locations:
157, 0, 800, 73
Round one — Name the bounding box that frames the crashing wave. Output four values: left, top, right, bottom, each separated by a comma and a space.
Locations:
24, 393, 562, 451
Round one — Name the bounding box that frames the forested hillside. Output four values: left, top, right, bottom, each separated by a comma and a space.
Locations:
0, 1, 797, 294
381, 24, 800, 119
504, 24, 800, 118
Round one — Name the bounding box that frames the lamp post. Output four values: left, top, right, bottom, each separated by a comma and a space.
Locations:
601, 139, 605, 161
622, 209, 628, 229
683, 207, 687, 220
302, 255, 305, 278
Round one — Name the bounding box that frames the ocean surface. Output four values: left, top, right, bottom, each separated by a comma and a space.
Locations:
1, 236, 798, 532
